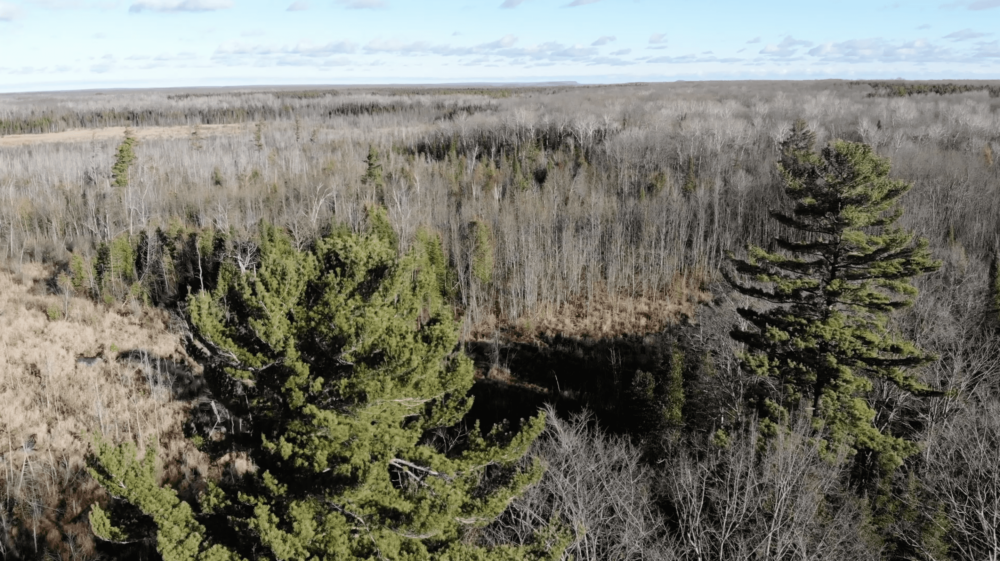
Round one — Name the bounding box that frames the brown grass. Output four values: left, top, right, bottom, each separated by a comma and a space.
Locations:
0, 124, 244, 147
0, 264, 206, 559
471, 274, 712, 343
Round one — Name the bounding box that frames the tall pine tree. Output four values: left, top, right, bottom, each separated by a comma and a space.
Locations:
87, 209, 564, 560
725, 121, 941, 471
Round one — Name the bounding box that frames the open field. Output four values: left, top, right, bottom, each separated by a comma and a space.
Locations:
2, 80, 1000, 559
0, 124, 244, 148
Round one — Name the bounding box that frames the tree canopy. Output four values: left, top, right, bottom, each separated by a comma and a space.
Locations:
725, 122, 941, 470
88, 210, 564, 561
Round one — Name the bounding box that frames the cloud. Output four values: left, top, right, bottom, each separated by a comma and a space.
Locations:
649, 33, 666, 44
90, 54, 115, 73
591, 35, 615, 46
746, 36, 760, 43
360, 34, 603, 63
972, 40, 1000, 57
0, 1, 22, 20
286, 0, 308, 10
216, 40, 357, 56
334, 0, 385, 8
585, 56, 634, 66
483, 34, 518, 48
944, 0, 1000, 8
760, 35, 812, 57
917, 23, 931, 29
500, 0, 526, 7
241, 28, 264, 37
364, 38, 434, 54
807, 37, 950, 62
211, 32, 632, 69
29, 0, 79, 7
944, 28, 990, 40
277, 56, 350, 67
648, 54, 741, 64
362, 34, 521, 56
126, 51, 197, 62
27, 0, 119, 8
567, 0, 601, 5
129, 0, 233, 12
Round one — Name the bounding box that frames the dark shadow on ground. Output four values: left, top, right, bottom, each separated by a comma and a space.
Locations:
465, 329, 680, 435
116, 349, 207, 401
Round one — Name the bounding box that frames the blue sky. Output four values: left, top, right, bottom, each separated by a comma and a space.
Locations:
0, 0, 998, 92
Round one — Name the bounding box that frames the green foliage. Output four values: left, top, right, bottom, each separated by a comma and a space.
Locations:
363, 144, 385, 201
109, 234, 137, 284
365, 204, 398, 253
112, 130, 137, 188
211, 167, 224, 188
710, 428, 731, 449
662, 351, 685, 428
67, 223, 234, 307
511, 156, 531, 192
632, 370, 656, 402
725, 121, 941, 471
858, 80, 1000, 98
253, 121, 264, 151
629, 350, 685, 434
647, 170, 668, 197
88, 220, 561, 560
418, 228, 457, 301
470, 219, 494, 285
94, 233, 139, 301
69, 252, 93, 292
46, 303, 62, 321
870, 473, 951, 560
87, 436, 240, 561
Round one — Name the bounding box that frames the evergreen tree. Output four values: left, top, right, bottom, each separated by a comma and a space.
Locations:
469, 219, 494, 286
725, 121, 941, 471
363, 144, 385, 203
112, 129, 137, 188
662, 351, 685, 429
88, 211, 564, 560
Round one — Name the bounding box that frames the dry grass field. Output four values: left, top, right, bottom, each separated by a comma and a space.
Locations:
0, 264, 206, 559
0, 124, 244, 148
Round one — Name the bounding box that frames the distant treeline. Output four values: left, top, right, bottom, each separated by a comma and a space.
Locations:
166, 87, 518, 100
0, 92, 499, 136
856, 80, 1000, 98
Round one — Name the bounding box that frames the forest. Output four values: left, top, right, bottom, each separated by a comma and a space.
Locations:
0, 79, 998, 560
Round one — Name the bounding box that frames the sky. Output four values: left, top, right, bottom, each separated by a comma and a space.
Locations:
0, 0, 998, 92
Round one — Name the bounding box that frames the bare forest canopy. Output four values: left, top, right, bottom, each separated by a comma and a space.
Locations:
2, 80, 1000, 560
2, 81, 998, 323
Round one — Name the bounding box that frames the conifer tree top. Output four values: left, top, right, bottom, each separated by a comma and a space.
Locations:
88, 212, 565, 560
726, 122, 940, 471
